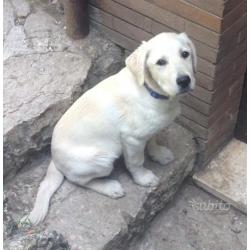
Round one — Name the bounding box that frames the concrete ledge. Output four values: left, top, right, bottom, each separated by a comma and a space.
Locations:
4, 123, 197, 250
193, 139, 247, 213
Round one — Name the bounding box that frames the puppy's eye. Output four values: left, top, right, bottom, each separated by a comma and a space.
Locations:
181, 51, 190, 59
156, 59, 167, 66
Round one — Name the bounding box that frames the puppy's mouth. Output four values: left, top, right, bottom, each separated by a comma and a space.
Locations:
178, 86, 194, 95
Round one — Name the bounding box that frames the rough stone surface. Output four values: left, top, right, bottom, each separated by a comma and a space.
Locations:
3, 0, 125, 180
4, 189, 69, 250
3, 0, 15, 40
193, 139, 247, 213
4, 193, 18, 240
4, 230, 70, 250
4, 124, 197, 250
129, 181, 247, 250
11, 0, 31, 18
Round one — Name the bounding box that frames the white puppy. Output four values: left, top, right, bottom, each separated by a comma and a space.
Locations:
27, 32, 197, 225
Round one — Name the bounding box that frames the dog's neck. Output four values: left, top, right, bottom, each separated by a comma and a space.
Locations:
144, 82, 169, 100
144, 71, 170, 100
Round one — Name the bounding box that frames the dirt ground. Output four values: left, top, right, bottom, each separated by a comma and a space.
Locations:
129, 180, 247, 250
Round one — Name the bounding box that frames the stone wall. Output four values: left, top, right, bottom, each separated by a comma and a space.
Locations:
88, 0, 247, 165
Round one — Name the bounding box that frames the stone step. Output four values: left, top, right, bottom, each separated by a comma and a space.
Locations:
3, 0, 125, 180
193, 139, 247, 214
4, 124, 197, 250
128, 182, 247, 250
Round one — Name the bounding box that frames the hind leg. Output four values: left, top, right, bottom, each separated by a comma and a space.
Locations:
85, 179, 125, 198
68, 166, 125, 199
56, 149, 125, 199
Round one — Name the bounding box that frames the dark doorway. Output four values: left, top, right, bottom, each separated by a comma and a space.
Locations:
235, 72, 247, 143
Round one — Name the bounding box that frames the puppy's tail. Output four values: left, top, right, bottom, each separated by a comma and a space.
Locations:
27, 161, 64, 225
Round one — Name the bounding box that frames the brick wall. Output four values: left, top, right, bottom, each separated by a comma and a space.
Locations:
88, 0, 247, 165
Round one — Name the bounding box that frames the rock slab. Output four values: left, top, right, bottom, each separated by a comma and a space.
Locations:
4, 124, 197, 250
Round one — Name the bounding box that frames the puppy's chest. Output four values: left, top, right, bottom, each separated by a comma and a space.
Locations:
123, 101, 180, 138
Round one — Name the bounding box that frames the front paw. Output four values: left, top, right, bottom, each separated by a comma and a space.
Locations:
148, 147, 174, 165
133, 168, 159, 187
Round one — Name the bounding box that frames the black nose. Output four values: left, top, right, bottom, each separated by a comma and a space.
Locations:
177, 75, 191, 89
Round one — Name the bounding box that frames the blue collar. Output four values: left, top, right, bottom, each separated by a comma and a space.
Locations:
144, 82, 169, 100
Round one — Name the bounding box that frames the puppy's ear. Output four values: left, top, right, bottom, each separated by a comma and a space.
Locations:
125, 42, 149, 85
179, 32, 197, 73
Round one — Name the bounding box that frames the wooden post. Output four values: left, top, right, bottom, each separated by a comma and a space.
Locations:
64, 0, 89, 39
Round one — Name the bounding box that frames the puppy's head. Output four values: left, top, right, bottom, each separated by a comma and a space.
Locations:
126, 32, 197, 97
